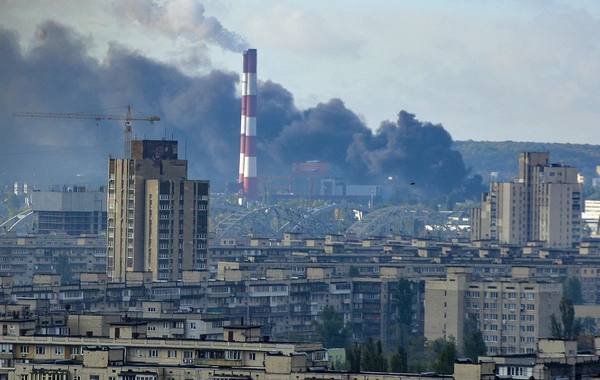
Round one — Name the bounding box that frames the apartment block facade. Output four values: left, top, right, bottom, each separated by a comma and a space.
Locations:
424, 267, 562, 355
107, 140, 209, 282
471, 152, 582, 248
0, 232, 105, 285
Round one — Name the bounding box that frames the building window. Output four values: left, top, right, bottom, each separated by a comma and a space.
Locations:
149, 349, 158, 358
168, 350, 177, 358
226, 351, 241, 360
249, 352, 256, 360
35, 346, 45, 355
148, 326, 156, 331
0, 344, 12, 353
54, 347, 64, 355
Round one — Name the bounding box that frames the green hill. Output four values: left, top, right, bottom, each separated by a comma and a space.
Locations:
453, 140, 600, 182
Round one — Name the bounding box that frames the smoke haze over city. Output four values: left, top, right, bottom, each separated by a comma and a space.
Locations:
0, 19, 467, 194
2, 0, 600, 193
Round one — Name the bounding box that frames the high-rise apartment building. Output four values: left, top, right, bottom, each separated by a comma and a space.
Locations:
471, 152, 582, 248
107, 140, 209, 282
424, 267, 562, 355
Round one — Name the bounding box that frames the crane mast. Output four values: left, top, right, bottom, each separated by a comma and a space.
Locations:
13, 105, 160, 158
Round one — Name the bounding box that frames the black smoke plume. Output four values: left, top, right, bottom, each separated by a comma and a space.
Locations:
346, 111, 468, 193
1, 21, 468, 197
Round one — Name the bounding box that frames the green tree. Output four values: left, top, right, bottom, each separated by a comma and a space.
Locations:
406, 335, 429, 373
5, 192, 22, 218
432, 336, 457, 375
393, 278, 414, 347
389, 345, 408, 373
550, 314, 563, 339
287, 332, 305, 342
345, 342, 362, 372
462, 317, 487, 362
56, 255, 73, 284
563, 277, 583, 305
550, 297, 581, 339
362, 337, 388, 372
313, 306, 350, 348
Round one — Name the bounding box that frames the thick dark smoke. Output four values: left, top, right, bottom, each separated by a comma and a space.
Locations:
0, 21, 468, 197
266, 98, 365, 168
346, 111, 468, 193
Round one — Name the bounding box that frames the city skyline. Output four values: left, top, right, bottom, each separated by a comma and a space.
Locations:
2, 1, 600, 190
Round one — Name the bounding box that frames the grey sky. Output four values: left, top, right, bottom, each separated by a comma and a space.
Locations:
2, 0, 600, 144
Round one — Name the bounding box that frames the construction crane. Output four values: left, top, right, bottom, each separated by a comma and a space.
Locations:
13, 105, 160, 158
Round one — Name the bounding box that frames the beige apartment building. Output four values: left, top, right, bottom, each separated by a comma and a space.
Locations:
424, 267, 562, 355
107, 140, 209, 282
0, 232, 105, 285
0, 307, 450, 380
471, 152, 582, 248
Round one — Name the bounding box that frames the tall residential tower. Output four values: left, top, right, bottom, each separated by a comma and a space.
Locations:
107, 140, 209, 282
471, 152, 582, 248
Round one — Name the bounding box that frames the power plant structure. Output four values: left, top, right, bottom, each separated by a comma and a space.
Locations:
238, 49, 258, 201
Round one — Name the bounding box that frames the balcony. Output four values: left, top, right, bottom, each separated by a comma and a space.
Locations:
194, 358, 242, 366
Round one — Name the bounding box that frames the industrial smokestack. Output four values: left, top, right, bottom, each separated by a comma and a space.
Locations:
243, 49, 258, 201
238, 52, 248, 184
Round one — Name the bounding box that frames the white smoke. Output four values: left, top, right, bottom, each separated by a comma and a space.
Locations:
113, 0, 249, 52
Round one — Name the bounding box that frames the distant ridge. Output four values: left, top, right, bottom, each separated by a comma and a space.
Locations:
453, 140, 600, 182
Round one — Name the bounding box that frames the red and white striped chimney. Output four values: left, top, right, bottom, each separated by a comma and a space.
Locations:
243, 49, 258, 201
238, 52, 248, 184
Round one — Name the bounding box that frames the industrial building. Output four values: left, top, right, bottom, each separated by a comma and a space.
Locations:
107, 140, 209, 282
30, 186, 107, 236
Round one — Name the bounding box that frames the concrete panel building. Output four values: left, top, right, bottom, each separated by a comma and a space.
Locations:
425, 267, 562, 355
30, 187, 107, 235
471, 152, 582, 248
107, 140, 209, 282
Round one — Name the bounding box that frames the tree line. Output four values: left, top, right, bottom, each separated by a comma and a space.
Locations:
312, 276, 596, 374
312, 278, 487, 375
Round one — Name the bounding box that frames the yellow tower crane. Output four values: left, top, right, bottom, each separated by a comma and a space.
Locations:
14, 105, 160, 158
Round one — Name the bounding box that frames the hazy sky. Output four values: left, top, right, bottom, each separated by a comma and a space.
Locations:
2, 0, 600, 144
